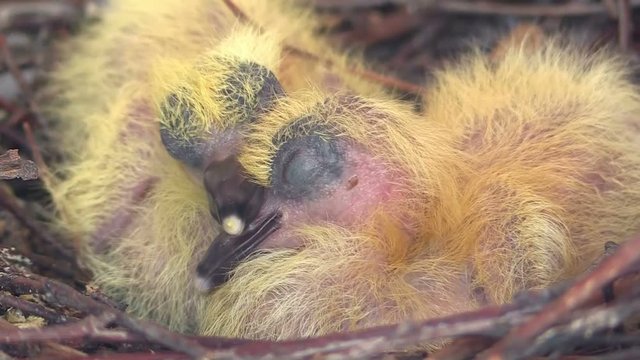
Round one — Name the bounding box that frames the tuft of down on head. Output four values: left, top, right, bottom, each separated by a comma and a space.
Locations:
153, 28, 287, 166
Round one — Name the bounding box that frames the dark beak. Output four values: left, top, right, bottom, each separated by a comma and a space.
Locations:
195, 211, 282, 292
196, 157, 281, 292
203, 157, 265, 229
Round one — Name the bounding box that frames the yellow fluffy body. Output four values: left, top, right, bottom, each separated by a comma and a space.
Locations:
46, 0, 389, 333
46, 0, 640, 343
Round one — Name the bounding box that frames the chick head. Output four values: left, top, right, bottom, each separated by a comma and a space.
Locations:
159, 81, 457, 293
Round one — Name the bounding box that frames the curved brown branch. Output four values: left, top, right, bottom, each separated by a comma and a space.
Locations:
0, 293, 71, 324
2, 255, 640, 360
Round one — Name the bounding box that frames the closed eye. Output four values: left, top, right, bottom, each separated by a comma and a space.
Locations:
272, 134, 344, 200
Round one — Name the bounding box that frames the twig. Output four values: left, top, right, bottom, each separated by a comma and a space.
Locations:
526, 298, 640, 357
0, 290, 249, 348
284, 46, 426, 94
70, 353, 189, 360
0, 149, 37, 180
0, 34, 43, 127
0, 107, 27, 132
0, 128, 31, 152
0, 312, 117, 344
0, 295, 87, 360
2, 260, 639, 359
0, 98, 19, 113
311, 0, 399, 10
618, 0, 632, 51
221, 0, 248, 22
0, 272, 218, 359
0, 270, 533, 359
211, 304, 536, 360
21, 121, 49, 182
429, 336, 496, 360
0, 1, 82, 30
0, 185, 73, 259
0, 292, 70, 324
24, 253, 81, 281
426, 0, 640, 17
334, 7, 422, 46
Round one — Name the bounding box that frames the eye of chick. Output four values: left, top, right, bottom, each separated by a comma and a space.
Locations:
272, 134, 344, 200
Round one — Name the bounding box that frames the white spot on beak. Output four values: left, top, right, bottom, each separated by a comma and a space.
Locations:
194, 276, 213, 293
222, 214, 244, 235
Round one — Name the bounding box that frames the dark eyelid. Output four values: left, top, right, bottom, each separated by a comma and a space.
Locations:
272, 134, 344, 200
159, 60, 285, 169
159, 93, 205, 166
224, 61, 285, 123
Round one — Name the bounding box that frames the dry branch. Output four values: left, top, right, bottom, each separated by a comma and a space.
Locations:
1, 234, 640, 359
0, 150, 37, 180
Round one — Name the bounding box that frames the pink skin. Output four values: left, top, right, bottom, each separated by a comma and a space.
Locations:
250, 142, 409, 250
194, 133, 415, 292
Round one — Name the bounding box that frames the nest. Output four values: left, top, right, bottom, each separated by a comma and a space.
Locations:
0, 1, 639, 359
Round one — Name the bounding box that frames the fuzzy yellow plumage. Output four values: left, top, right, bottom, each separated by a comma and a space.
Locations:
45, 0, 640, 346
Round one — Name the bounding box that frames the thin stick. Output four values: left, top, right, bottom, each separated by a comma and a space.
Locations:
0, 292, 71, 324
22, 121, 50, 182
618, 0, 632, 51
0, 185, 74, 259
0, 34, 43, 127
284, 45, 426, 95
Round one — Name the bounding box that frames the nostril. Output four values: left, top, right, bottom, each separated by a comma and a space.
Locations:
346, 175, 359, 191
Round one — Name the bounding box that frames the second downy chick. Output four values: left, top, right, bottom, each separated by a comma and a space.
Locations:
188, 38, 640, 339
45, 0, 388, 333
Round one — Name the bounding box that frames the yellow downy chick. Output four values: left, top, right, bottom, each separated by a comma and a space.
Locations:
45, 0, 387, 333
207, 38, 640, 336
45, 0, 640, 347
